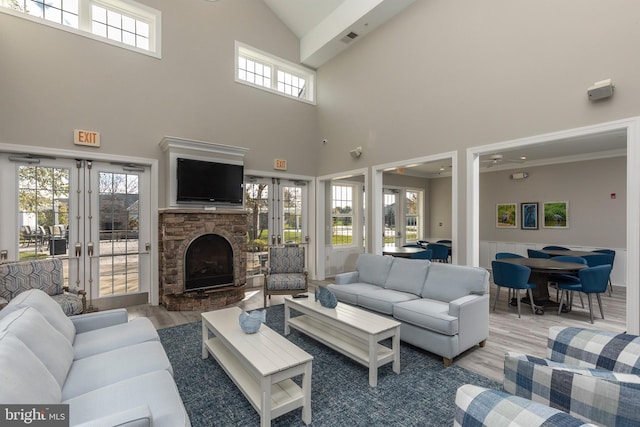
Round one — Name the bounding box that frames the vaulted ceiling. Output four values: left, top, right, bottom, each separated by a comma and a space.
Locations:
263, 0, 415, 68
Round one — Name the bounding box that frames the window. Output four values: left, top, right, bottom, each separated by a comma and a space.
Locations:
332, 184, 354, 246
1, 0, 161, 57
405, 190, 421, 242
236, 41, 316, 104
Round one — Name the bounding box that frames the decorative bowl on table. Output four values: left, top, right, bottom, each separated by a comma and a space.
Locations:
238, 309, 266, 334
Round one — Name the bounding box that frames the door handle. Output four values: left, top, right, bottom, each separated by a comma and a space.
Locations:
75, 243, 82, 257
0, 250, 7, 261
87, 242, 94, 257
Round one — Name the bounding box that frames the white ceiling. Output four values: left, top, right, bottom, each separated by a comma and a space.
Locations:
263, 0, 415, 68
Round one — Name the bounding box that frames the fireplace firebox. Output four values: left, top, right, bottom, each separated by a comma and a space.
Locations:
185, 234, 233, 291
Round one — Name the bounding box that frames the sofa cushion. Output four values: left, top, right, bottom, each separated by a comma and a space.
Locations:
393, 298, 458, 336
383, 258, 430, 295
6, 289, 76, 343
355, 254, 394, 287
63, 341, 173, 400
73, 317, 159, 360
421, 263, 489, 302
547, 327, 640, 373
0, 330, 62, 404
326, 283, 382, 305
64, 370, 190, 427
0, 306, 73, 388
357, 289, 419, 315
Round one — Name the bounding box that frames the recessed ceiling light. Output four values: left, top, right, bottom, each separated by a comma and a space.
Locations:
520, 156, 527, 160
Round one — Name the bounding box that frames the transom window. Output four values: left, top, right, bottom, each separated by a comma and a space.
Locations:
235, 41, 315, 104
1, 0, 160, 57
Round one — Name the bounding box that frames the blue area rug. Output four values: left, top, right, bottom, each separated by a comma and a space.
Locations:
158, 304, 501, 426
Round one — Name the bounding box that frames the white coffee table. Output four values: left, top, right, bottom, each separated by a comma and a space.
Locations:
284, 294, 401, 387
202, 307, 313, 426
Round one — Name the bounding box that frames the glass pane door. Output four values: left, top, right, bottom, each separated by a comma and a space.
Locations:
245, 177, 308, 279
383, 189, 400, 247
95, 167, 144, 297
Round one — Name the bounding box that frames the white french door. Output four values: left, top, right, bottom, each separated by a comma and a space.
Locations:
0, 153, 151, 307
245, 177, 309, 278
383, 188, 401, 247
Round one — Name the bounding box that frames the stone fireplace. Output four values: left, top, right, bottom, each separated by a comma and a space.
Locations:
158, 208, 248, 311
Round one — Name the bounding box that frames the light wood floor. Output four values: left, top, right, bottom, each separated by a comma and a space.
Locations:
128, 279, 627, 384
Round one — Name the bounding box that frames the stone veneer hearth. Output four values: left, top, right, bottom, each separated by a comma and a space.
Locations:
158, 208, 248, 311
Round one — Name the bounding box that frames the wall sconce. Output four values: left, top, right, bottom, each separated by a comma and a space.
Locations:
350, 146, 363, 159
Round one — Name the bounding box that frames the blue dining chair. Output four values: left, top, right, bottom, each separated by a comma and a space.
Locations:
410, 249, 433, 261
436, 239, 452, 244
549, 255, 587, 310
427, 243, 449, 263
542, 245, 570, 251
591, 249, 616, 295
495, 252, 524, 259
491, 260, 536, 318
558, 264, 612, 323
527, 249, 550, 259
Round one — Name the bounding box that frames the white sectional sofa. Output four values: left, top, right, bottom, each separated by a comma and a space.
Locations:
328, 253, 490, 366
0, 289, 190, 427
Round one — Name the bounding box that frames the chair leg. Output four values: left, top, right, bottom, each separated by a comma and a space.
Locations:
557, 290, 565, 315
492, 286, 501, 312
587, 294, 594, 324
608, 279, 613, 296
597, 293, 605, 319
578, 292, 584, 308
515, 290, 521, 318
527, 289, 536, 315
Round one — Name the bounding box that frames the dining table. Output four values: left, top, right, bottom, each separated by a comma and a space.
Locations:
496, 257, 587, 314
540, 249, 596, 257
382, 246, 426, 258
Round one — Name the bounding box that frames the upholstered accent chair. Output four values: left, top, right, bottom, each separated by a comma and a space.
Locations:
0, 258, 85, 315
263, 246, 308, 307
504, 326, 640, 426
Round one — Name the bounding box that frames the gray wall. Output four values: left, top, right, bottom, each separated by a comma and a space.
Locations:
315, 0, 640, 261
480, 157, 626, 248
429, 177, 452, 240
0, 0, 319, 207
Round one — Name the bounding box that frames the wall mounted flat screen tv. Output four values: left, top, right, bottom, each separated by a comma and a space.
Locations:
176, 158, 244, 205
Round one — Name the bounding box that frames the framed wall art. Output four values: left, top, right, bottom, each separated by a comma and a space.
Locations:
521, 202, 538, 230
543, 201, 569, 229
496, 203, 517, 228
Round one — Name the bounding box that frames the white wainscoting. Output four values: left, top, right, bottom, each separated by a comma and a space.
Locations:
480, 241, 627, 287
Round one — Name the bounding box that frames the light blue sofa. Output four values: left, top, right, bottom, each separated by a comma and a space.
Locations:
327, 253, 490, 366
0, 289, 190, 427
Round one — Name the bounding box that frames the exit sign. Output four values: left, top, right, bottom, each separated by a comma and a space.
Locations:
274, 159, 287, 170
74, 129, 101, 147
